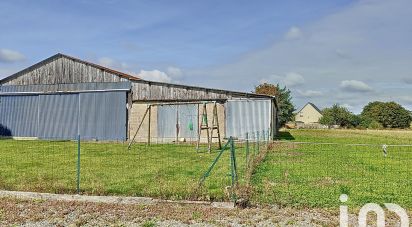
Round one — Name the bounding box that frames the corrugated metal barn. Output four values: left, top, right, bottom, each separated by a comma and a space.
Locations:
0, 53, 278, 142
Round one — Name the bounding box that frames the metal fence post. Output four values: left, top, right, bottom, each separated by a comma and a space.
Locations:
199, 139, 231, 184
252, 132, 256, 157
77, 134, 81, 194
256, 131, 260, 154
246, 132, 249, 172
229, 137, 238, 202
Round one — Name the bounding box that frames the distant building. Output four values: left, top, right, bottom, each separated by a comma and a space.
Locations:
295, 102, 323, 124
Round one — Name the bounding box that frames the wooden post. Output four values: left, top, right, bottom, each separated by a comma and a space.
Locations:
197, 103, 211, 152
128, 106, 150, 150
210, 103, 222, 150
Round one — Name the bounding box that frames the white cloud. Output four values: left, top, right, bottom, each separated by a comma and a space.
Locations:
335, 49, 350, 59
96, 56, 180, 83
283, 72, 305, 87
400, 96, 412, 104
97, 57, 130, 70
284, 26, 302, 40
341, 103, 354, 110
0, 49, 25, 63
297, 90, 323, 97
257, 73, 304, 87
340, 80, 373, 92
402, 77, 412, 84
194, 0, 412, 113
166, 66, 183, 79
138, 70, 172, 83
97, 57, 116, 67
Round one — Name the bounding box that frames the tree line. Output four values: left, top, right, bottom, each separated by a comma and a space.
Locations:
319, 102, 412, 129
255, 82, 412, 129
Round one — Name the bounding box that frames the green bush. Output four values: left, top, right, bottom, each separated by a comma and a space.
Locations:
319, 104, 358, 128
361, 101, 411, 129
368, 120, 383, 129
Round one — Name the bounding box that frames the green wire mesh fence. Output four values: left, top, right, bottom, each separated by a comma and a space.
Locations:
0, 130, 272, 203
1, 129, 411, 208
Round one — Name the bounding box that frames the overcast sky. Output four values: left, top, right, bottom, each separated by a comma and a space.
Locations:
0, 0, 411, 113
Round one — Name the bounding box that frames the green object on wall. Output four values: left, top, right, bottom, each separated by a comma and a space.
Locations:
202, 114, 208, 124
188, 120, 194, 131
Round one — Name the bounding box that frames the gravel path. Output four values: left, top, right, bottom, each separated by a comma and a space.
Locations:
0, 191, 405, 226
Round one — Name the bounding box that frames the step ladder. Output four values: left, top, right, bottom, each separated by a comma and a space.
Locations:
196, 102, 222, 152
210, 103, 222, 150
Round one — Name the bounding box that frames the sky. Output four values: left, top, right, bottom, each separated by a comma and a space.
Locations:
0, 0, 411, 113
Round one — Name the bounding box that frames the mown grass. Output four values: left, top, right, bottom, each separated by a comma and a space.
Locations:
278, 129, 412, 144
253, 129, 412, 208
3, 129, 410, 208
0, 139, 251, 201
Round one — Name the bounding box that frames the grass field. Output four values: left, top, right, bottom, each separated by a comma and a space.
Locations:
0, 139, 251, 201
253, 129, 412, 208
278, 129, 412, 144
1, 129, 411, 208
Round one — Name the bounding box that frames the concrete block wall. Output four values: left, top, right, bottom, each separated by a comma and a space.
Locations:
128, 103, 158, 143
128, 102, 226, 144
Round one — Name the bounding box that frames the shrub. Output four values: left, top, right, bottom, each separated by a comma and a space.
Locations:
361, 101, 411, 128
368, 120, 383, 129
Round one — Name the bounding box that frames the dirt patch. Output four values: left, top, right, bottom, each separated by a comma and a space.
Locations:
0, 196, 336, 226
0, 195, 408, 226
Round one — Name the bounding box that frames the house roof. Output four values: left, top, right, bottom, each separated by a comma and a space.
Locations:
0, 53, 141, 84
0, 53, 277, 104
297, 102, 322, 114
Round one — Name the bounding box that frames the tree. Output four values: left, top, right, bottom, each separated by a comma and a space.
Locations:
360, 101, 384, 126
319, 104, 358, 128
255, 83, 295, 126
361, 101, 411, 128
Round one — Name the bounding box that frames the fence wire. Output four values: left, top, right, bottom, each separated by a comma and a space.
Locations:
252, 140, 412, 208
0, 130, 271, 203
2, 130, 410, 208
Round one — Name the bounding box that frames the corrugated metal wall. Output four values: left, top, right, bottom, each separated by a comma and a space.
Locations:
157, 104, 198, 140
0, 95, 39, 137
225, 99, 272, 139
178, 104, 198, 139
0, 83, 127, 140
157, 105, 178, 139
78, 92, 126, 140
38, 94, 79, 139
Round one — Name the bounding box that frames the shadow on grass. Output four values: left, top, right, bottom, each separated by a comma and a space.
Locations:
276, 131, 295, 140
0, 124, 12, 137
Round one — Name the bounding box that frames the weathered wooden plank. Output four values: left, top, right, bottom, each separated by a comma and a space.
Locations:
3, 56, 124, 85
2, 54, 273, 104
130, 81, 240, 101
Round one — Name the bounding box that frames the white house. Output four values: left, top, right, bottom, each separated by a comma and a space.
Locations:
295, 102, 323, 124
